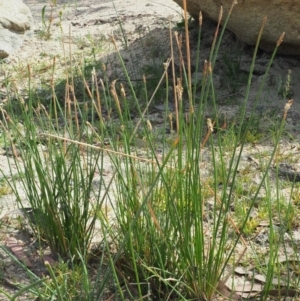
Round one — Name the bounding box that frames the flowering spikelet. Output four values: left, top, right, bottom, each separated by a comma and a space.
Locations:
176, 78, 183, 102
146, 120, 152, 132
110, 80, 121, 115
120, 83, 126, 99
283, 99, 293, 120
207, 118, 213, 133
199, 11, 202, 26
277, 32, 285, 47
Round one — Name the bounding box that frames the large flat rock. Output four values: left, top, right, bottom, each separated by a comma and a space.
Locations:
172, 0, 300, 55
0, 0, 34, 58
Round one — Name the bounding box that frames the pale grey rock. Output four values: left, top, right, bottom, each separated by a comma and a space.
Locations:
172, 0, 300, 55
0, 0, 34, 58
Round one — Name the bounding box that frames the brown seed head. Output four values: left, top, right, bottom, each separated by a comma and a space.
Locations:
208, 61, 212, 74
277, 32, 285, 47
207, 118, 213, 133
120, 83, 126, 99
283, 99, 293, 120
175, 78, 183, 102
199, 12, 202, 26
218, 6, 223, 23
147, 120, 152, 132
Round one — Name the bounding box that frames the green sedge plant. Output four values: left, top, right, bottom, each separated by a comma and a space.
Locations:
106, 1, 292, 300
1, 65, 105, 261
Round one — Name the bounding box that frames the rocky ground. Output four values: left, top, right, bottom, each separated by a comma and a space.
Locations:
2, 0, 300, 134
1, 0, 300, 300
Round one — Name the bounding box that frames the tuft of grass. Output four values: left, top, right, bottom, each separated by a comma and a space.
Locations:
0, 178, 11, 197
1, 76, 105, 261
39, 0, 59, 40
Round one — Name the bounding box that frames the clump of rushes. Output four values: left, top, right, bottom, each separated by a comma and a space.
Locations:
1, 64, 105, 261
108, 0, 290, 300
